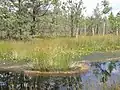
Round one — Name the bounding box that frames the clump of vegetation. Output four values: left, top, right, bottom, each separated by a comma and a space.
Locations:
0, 35, 120, 71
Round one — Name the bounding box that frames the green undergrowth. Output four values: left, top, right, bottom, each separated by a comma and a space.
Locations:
0, 35, 120, 71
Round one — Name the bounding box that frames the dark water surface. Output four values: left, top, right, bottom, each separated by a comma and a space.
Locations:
0, 61, 120, 90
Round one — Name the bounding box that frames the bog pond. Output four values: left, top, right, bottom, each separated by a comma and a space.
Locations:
0, 52, 120, 90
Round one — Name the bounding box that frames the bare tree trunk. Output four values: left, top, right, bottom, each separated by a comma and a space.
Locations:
7, 30, 10, 39
18, 0, 21, 14
92, 27, 95, 36
116, 28, 119, 36
98, 26, 100, 35
103, 22, 105, 36
84, 24, 87, 36
76, 28, 79, 38
96, 24, 99, 35
31, 7, 36, 35
30, 1, 36, 35
70, 14, 74, 37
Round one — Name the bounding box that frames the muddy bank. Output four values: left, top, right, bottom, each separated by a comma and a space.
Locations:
0, 62, 89, 76
24, 63, 89, 76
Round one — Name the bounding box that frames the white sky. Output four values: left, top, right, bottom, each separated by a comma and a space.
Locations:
61, 0, 120, 16
83, 0, 120, 16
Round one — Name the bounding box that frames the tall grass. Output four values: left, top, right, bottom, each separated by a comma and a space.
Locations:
0, 35, 120, 71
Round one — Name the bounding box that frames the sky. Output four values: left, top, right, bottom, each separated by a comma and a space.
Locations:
83, 0, 120, 16
61, 0, 120, 16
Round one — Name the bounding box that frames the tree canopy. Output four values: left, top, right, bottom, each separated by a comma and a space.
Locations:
0, 0, 119, 40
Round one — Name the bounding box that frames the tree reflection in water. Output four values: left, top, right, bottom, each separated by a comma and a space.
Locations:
91, 61, 117, 83
0, 61, 120, 90
0, 71, 83, 90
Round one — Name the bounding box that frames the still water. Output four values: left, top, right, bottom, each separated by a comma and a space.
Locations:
0, 61, 120, 90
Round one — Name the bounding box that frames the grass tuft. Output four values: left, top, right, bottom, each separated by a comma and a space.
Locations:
0, 35, 120, 71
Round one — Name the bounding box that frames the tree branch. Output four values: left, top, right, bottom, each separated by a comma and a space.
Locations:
9, 0, 18, 8
39, 3, 51, 17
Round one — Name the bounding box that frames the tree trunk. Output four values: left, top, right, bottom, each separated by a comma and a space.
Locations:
70, 11, 74, 37
18, 0, 21, 14
92, 27, 95, 36
103, 22, 106, 36
30, 1, 36, 35
96, 24, 99, 34
76, 28, 79, 38
7, 30, 10, 39
84, 24, 87, 36
116, 28, 119, 36
19, 29, 23, 35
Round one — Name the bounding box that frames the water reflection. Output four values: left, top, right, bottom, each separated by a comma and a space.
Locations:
91, 61, 116, 83
0, 61, 120, 90
81, 61, 120, 90
0, 72, 82, 90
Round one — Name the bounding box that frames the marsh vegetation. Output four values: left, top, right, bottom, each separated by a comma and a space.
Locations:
0, 35, 120, 71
